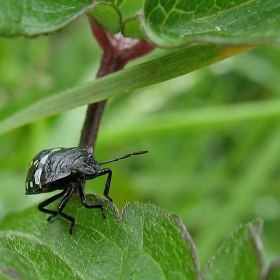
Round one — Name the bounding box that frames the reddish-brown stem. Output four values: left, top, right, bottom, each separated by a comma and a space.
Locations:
79, 19, 154, 148
76, 19, 154, 194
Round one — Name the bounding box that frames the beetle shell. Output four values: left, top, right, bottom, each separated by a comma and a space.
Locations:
26, 147, 100, 195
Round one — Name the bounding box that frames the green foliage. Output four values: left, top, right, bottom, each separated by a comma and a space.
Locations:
87, 3, 122, 34
0, 0, 278, 136
0, 44, 249, 136
123, 0, 280, 48
0, 195, 199, 279
1, 0, 279, 47
0, 0, 280, 279
202, 219, 263, 280
0, 196, 266, 279
0, 0, 123, 37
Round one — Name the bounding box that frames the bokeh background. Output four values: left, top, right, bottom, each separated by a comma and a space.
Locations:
1, 5, 280, 269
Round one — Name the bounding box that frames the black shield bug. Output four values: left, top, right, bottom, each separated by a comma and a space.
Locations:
26, 147, 147, 234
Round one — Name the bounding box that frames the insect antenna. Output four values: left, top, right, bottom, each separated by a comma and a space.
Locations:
99, 151, 148, 165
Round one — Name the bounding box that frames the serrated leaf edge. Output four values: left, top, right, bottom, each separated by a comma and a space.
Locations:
172, 214, 201, 280
201, 218, 264, 279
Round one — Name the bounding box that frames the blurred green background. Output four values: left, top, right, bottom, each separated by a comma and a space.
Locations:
1, 11, 280, 269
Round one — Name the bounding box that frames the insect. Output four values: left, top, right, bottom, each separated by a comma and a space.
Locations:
26, 147, 147, 234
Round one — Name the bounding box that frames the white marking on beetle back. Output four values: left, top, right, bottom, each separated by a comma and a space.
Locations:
34, 148, 62, 187
34, 169, 40, 185
35, 153, 50, 186
51, 148, 61, 152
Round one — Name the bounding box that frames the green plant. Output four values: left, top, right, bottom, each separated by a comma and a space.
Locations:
0, 0, 280, 279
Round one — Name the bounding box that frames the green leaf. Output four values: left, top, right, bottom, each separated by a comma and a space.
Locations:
86, 3, 122, 34
121, 16, 145, 40
122, 0, 280, 48
264, 259, 280, 280
0, 195, 199, 279
0, 44, 250, 136
0, 0, 122, 37
202, 219, 264, 280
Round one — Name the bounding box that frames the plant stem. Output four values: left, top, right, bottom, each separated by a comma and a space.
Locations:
79, 19, 154, 148
77, 19, 153, 194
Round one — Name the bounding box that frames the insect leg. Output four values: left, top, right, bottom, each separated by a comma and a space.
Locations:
78, 181, 106, 218
96, 168, 113, 203
56, 186, 75, 234
38, 189, 67, 221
